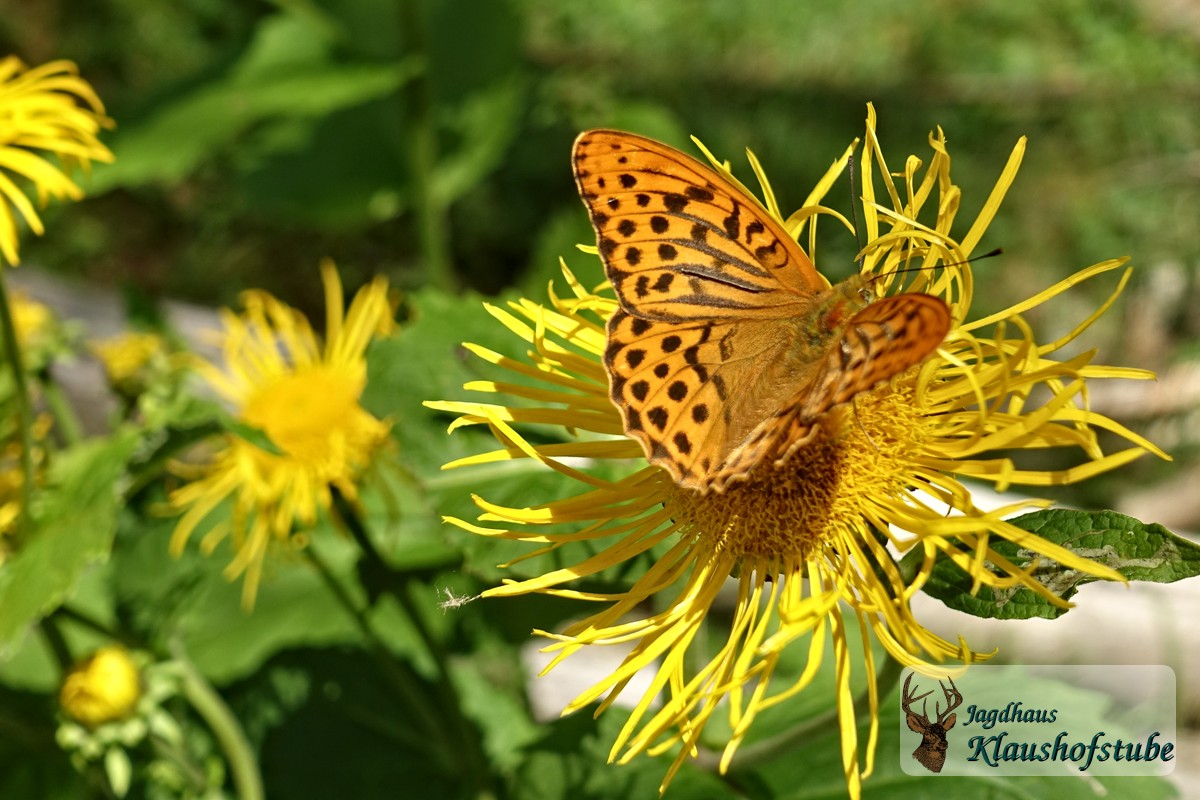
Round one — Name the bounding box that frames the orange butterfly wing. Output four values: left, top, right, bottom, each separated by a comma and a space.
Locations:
574, 129, 953, 492
573, 129, 826, 321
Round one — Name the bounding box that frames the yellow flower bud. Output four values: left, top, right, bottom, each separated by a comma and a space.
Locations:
60, 646, 142, 727
91, 331, 167, 386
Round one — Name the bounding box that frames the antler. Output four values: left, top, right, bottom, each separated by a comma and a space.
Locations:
901, 673, 934, 723
935, 676, 962, 724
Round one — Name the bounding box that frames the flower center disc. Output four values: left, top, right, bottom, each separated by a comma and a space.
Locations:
243, 367, 361, 461
666, 380, 922, 564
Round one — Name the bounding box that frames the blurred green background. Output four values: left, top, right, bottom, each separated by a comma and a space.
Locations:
2, 1, 1198, 797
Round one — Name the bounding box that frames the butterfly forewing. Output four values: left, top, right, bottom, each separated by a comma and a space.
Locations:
573, 130, 826, 321
575, 129, 954, 493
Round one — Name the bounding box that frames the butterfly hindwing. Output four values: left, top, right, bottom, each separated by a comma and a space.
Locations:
573, 129, 826, 322
710, 293, 952, 488
800, 292, 952, 417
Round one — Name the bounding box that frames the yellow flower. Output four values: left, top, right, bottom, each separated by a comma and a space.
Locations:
59, 646, 142, 728
91, 330, 171, 392
0, 413, 52, 562
10, 289, 53, 345
0, 56, 114, 266
427, 107, 1168, 796
169, 261, 396, 608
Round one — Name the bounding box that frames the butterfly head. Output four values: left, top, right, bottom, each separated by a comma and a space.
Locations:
836, 272, 878, 310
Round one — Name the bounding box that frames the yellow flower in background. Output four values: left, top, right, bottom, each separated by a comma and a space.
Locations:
0, 56, 113, 266
91, 331, 167, 386
59, 646, 142, 728
0, 413, 52, 562
10, 289, 53, 344
0, 465, 23, 560
169, 261, 396, 607
427, 108, 1167, 796
89, 330, 183, 399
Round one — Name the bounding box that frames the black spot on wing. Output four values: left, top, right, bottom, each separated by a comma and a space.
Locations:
723, 202, 741, 240
663, 193, 689, 212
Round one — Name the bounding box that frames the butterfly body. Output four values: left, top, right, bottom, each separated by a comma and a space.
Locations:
573, 129, 952, 492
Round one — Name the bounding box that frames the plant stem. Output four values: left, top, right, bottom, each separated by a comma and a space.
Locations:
0, 269, 37, 540
52, 605, 136, 648
398, 0, 455, 291
170, 638, 264, 800
38, 616, 73, 672
39, 371, 84, 445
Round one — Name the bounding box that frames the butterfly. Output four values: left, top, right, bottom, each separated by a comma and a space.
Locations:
572, 129, 952, 493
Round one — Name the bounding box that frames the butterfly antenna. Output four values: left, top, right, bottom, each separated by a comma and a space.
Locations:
852, 396, 880, 454
879, 247, 1004, 284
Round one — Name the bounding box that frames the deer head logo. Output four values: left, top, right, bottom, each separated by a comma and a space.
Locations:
902, 673, 962, 773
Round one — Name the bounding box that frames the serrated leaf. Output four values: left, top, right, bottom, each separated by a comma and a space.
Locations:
920, 509, 1200, 620
0, 431, 140, 647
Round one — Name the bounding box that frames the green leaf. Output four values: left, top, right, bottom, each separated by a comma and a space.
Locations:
431, 77, 526, 209
89, 10, 420, 192
227, 648, 462, 798
0, 430, 140, 647
452, 651, 540, 772
920, 509, 1200, 620
363, 286, 537, 478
